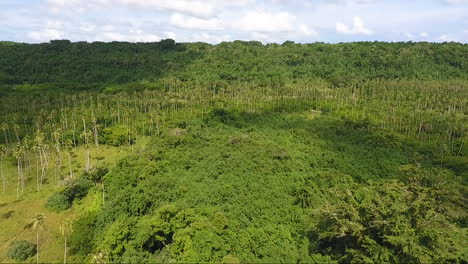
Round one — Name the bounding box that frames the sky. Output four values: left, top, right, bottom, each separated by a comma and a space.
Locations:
1, 0, 468, 44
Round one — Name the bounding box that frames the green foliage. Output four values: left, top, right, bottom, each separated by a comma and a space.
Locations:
0, 40, 467, 264
307, 180, 466, 263
45, 176, 94, 212
100, 126, 135, 146
45, 192, 71, 212
67, 112, 461, 263
69, 213, 98, 256
83, 167, 109, 183
0, 41, 467, 91
7, 240, 37, 261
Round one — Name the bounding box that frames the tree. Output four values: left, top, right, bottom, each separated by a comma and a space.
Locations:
53, 129, 63, 184
32, 213, 45, 264
65, 140, 74, 179
0, 144, 6, 193
14, 143, 24, 198
89, 251, 107, 264
92, 116, 99, 149
0, 122, 9, 146
81, 129, 92, 172
60, 219, 73, 264
81, 117, 92, 172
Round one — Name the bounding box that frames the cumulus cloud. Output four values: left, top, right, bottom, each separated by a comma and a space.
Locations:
2, 0, 466, 43
439, 34, 458, 42
336, 16, 372, 35
28, 29, 64, 41
46, 0, 253, 18
299, 24, 318, 37
236, 11, 296, 33
170, 13, 224, 30
27, 20, 65, 41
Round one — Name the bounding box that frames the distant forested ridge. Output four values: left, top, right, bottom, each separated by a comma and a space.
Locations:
0, 40, 467, 90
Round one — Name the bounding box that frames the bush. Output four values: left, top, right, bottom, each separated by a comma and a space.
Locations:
69, 213, 97, 255
45, 192, 71, 212
100, 126, 134, 146
45, 176, 94, 212
7, 240, 36, 261
66, 177, 94, 200
83, 167, 109, 183
204, 108, 243, 127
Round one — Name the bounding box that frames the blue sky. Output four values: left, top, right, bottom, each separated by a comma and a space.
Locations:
1, 0, 468, 44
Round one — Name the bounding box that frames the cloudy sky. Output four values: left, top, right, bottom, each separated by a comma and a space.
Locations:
1, 0, 468, 44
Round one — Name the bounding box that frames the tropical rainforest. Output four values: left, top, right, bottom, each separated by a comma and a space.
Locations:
0, 40, 467, 263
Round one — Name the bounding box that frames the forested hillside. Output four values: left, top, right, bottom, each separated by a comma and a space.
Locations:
0, 40, 467, 90
0, 40, 466, 263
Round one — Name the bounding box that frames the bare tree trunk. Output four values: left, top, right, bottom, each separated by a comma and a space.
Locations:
64, 236, 67, 264
0, 157, 5, 193
16, 160, 20, 198
68, 152, 73, 179
36, 153, 40, 192
86, 149, 90, 172
93, 121, 99, 149
36, 231, 39, 264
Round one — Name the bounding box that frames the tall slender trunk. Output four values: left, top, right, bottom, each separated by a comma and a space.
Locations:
36, 153, 40, 192
93, 121, 99, 149
36, 231, 39, 264
39, 150, 45, 187
86, 149, 90, 172
3, 130, 8, 146
0, 157, 5, 193
16, 159, 21, 198
68, 152, 73, 178
64, 236, 67, 264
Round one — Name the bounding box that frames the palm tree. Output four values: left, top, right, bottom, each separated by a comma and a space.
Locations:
89, 251, 107, 264
60, 219, 73, 264
92, 116, 99, 149
32, 213, 45, 264
64, 140, 74, 179
0, 122, 8, 146
53, 129, 62, 184
0, 144, 6, 193
14, 143, 24, 198
80, 129, 92, 172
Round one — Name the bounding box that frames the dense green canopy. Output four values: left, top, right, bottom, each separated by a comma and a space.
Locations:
0, 40, 467, 89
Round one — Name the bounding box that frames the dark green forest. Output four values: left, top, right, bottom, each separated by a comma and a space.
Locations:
1, 40, 467, 90
0, 40, 466, 263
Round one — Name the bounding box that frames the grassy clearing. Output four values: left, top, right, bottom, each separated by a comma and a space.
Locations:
0, 139, 148, 263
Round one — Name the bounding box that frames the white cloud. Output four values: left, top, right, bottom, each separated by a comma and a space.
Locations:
46, 0, 254, 18
120, 0, 214, 18
80, 23, 96, 32
164, 31, 176, 39
169, 13, 224, 30
176, 32, 231, 44
99, 31, 162, 42
236, 11, 296, 33
336, 16, 372, 35
439, 34, 458, 42
28, 29, 64, 41
445, 0, 468, 3
27, 20, 65, 41
327, 0, 380, 4
101, 24, 116, 32
299, 24, 318, 37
